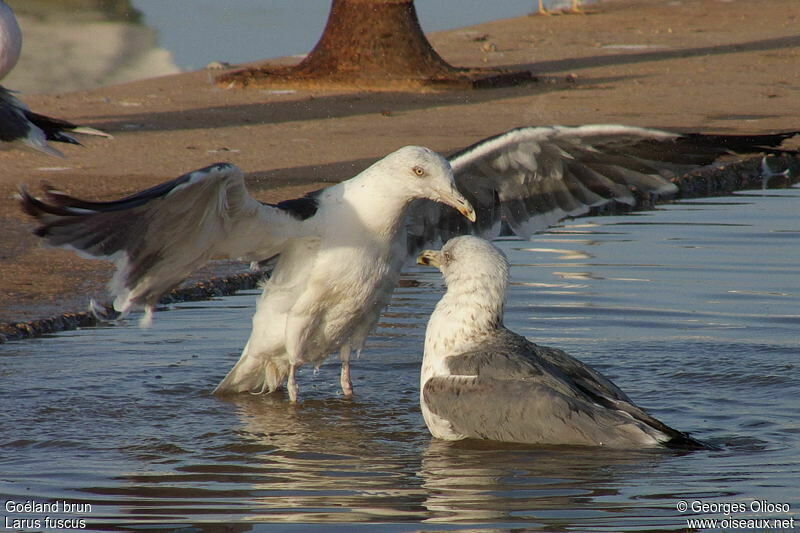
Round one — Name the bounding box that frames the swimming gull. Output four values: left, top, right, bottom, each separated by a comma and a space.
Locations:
19, 125, 799, 401
417, 235, 706, 448
0, 0, 109, 157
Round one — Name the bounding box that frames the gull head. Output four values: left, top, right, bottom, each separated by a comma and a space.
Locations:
418, 236, 509, 336
417, 235, 508, 290
381, 146, 476, 222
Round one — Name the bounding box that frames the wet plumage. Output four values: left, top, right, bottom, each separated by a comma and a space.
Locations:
417, 236, 706, 448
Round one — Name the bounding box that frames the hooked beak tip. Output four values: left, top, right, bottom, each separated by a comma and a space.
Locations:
460, 204, 477, 223
446, 194, 476, 222
436, 185, 475, 222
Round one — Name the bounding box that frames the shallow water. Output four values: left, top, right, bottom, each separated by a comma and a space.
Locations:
1, 189, 799, 532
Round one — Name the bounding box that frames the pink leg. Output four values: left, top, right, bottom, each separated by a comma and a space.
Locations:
287, 363, 299, 403
340, 345, 353, 398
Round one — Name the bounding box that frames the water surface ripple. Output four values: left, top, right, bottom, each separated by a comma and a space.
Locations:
1, 190, 798, 531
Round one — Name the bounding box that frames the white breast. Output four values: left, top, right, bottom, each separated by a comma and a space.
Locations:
420, 290, 489, 441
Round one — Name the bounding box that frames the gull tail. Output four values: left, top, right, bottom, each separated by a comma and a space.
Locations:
214, 342, 290, 395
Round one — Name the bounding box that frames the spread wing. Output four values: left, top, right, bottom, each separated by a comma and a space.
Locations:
407, 125, 799, 250
19, 163, 310, 320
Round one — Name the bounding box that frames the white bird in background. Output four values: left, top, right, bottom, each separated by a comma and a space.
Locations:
19, 125, 799, 401
0, 0, 109, 157
416, 236, 707, 448
536, 0, 583, 15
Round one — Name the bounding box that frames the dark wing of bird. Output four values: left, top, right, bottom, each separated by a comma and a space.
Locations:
19, 163, 311, 317
436, 328, 704, 447
406, 125, 799, 252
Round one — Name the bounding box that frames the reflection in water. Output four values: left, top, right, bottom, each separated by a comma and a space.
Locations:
4, 0, 179, 93
420, 439, 670, 526
519, 246, 594, 261
223, 394, 429, 523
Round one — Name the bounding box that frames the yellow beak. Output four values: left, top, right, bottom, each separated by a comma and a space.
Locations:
417, 249, 442, 268
439, 188, 476, 222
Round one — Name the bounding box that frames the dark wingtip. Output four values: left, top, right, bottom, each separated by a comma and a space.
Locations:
680, 130, 800, 155
17, 185, 41, 218
664, 432, 718, 451
16, 187, 50, 237
17, 182, 77, 218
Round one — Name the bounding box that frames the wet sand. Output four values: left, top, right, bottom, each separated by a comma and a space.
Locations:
1, 0, 798, 334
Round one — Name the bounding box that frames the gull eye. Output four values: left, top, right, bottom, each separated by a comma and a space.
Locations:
412, 165, 425, 177
443, 251, 452, 263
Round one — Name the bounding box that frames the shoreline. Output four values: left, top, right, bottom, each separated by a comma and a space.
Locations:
0, 271, 266, 342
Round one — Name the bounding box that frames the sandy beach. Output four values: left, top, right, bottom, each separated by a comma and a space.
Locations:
1, 0, 798, 333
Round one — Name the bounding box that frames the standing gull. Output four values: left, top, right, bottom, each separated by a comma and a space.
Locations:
23, 146, 474, 401
0, 0, 109, 156
417, 236, 705, 448
19, 126, 799, 401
